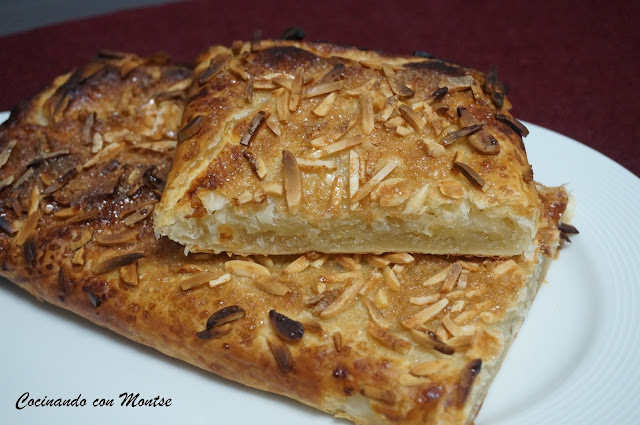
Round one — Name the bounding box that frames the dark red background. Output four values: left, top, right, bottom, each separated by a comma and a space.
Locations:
1, 0, 638, 176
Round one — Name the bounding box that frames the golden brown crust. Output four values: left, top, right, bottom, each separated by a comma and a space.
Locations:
0, 54, 567, 425
156, 40, 541, 256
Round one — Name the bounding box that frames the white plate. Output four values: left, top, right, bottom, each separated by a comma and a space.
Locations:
1, 112, 639, 425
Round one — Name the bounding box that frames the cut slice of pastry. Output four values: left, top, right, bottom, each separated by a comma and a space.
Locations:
0, 54, 569, 425
155, 40, 541, 256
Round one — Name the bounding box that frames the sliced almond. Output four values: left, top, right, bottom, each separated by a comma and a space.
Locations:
282, 150, 302, 214
209, 273, 232, 288
335, 255, 362, 271
439, 180, 465, 199
120, 262, 138, 286
367, 321, 411, 354
288, 66, 304, 111
316, 63, 345, 86
398, 374, 431, 386
409, 294, 440, 305
224, 260, 271, 278
310, 136, 362, 159
92, 253, 143, 275
453, 161, 488, 191
304, 81, 343, 98
402, 298, 449, 329
360, 92, 374, 135
320, 278, 365, 319
70, 229, 93, 250
384, 253, 414, 264
275, 88, 290, 122
72, 246, 85, 265
421, 138, 446, 157
262, 182, 284, 196
492, 259, 518, 276
283, 255, 311, 274
198, 54, 231, 84
364, 254, 390, 269
438, 75, 474, 92
295, 158, 337, 171
364, 298, 391, 329
351, 161, 397, 203
382, 266, 401, 292
0, 176, 14, 191
253, 276, 290, 295
82, 143, 122, 169
442, 313, 475, 337
239, 111, 266, 146
0, 139, 17, 170
14, 210, 41, 246
398, 104, 425, 131
180, 271, 222, 290
265, 113, 281, 136
91, 132, 103, 153
403, 184, 429, 215
382, 64, 414, 98
345, 77, 377, 96
423, 264, 453, 286
326, 174, 344, 217
177, 115, 205, 144
324, 271, 362, 283
312, 92, 337, 117
349, 149, 360, 211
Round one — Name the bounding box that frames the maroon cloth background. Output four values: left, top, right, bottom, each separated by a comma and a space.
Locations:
1, 0, 638, 176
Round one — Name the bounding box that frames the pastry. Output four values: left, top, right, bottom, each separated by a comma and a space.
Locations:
155, 40, 540, 256
0, 52, 569, 425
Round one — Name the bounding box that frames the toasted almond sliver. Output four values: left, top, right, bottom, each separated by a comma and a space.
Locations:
409, 294, 440, 305
345, 77, 377, 96
262, 182, 284, 196
267, 335, 293, 372
0, 139, 17, 170
120, 262, 138, 286
91, 133, 103, 153
326, 175, 344, 217
28, 186, 40, 216
198, 53, 231, 84
454, 161, 488, 191
351, 162, 397, 203
349, 149, 360, 211
423, 264, 454, 286
364, 298, 391, 329
442, 262, 462, 292
224, 260, 271, 278
385, 116, 405, 129
360, 92, 374, 135
0, 175, 14, 191
384, 252, 414, 264
95, 230, 138, 246
312, 92, 337, 117
82, 143, 122, 169
288, 66, 304, 112
275, 88, 290, 122
295, 158, 337, 171
320, 278, 365, 319
367, 321, 411, 354
457, 271, 469, 290
333, 331, 343, 352
70, 229, 93, 251
447, 335, 474, 348
310, 136, 362, 159
364, 254, 390, 269
265, 114, 281, 136
396, 125, 412, 136
304, 80, 343, 98
310, 255, 329, 268
439, 75, 474, 92
398, 104, 426, 131
410, 360, 449, 376
282, 150, 302, 214
421, 138, 446, 157
253, 276, 290, 295
180, 271, 220, 291
382, 64, 414, 98
324, 271, 362, 283
253, 255, 274, 268
442, 313, 476, 337
492, 259, 518, 276
15, 210, 41, 247
403, 184, 429, 215
402, 298, 449, 329
382, 266, 401, 292
72, 246, 85, 265
208, 273, 231, 288
283, 255, 311, 274
335, 255, 362, 271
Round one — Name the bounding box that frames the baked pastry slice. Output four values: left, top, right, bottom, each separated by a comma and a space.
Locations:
155, 40, 541, 256
0, 55, 569, 425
